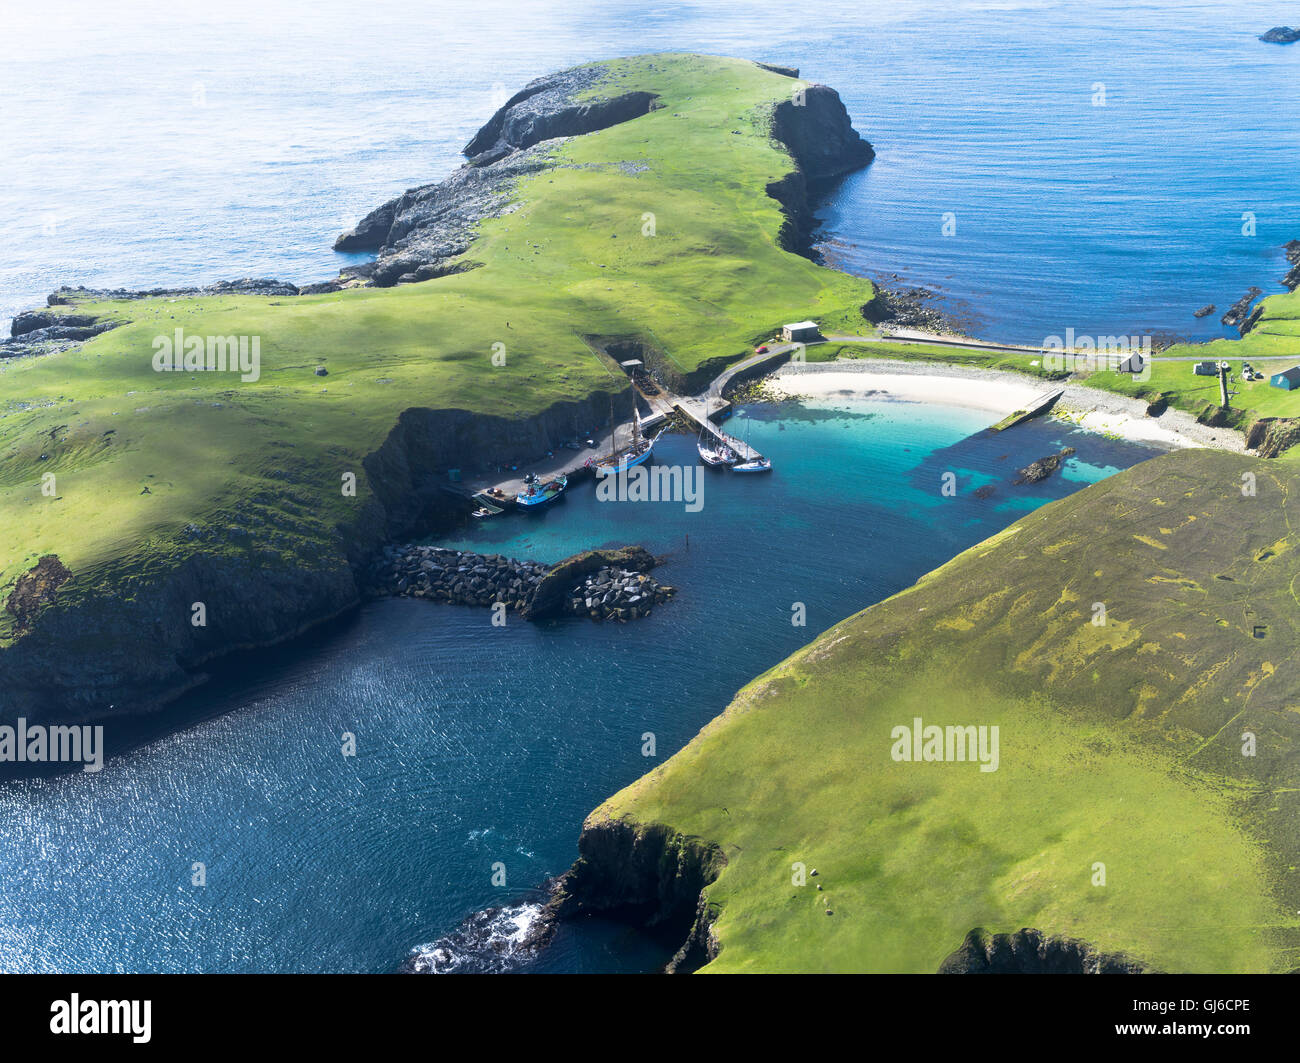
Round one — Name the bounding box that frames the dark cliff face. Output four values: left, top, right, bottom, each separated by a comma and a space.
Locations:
771, 83, 875, 183
548, 817, 726, 972
765, 83, 875, 257
463, 67, 659, 161
0, 388, 626, 728
332, 67, 660, 285
938, 927, 1153, 974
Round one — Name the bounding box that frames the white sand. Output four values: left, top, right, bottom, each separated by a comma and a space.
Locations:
764, 359, 1249, 454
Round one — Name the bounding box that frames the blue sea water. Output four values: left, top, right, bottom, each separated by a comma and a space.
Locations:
1, 0, 1295, 341
0, 398, 1164, 973
0, 0, 1292, 973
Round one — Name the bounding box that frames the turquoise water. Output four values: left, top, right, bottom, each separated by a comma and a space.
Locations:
0, 399, 1163, 972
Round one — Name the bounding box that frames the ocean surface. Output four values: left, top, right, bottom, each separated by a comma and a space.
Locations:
0, 0, 1292, 973
1, 0, 1296, 341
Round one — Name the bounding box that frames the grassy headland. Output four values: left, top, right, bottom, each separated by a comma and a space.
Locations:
0, 54, 878, 715
575, 447, 1300, 972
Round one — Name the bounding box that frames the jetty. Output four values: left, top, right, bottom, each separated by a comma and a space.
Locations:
988, 388, 1065, 432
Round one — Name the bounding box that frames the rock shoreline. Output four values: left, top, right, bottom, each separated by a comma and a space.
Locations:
365, 544, 675, 622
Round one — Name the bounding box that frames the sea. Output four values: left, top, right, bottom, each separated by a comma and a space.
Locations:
0, 0, 1294, 972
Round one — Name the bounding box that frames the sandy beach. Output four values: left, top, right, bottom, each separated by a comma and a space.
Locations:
765, 359, 1249, 454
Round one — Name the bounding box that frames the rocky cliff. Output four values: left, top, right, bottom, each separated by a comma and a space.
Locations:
0, 388, 625, 728
938, 928, 1153, 974
547, 816, 726, 973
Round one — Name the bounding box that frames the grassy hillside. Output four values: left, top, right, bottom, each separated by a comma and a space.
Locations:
0, 53, 877, 646
592, 447, 1300, 972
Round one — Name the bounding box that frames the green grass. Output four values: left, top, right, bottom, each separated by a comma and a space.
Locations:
595, 448, 1300, 972
1079, 288, 1300, 421
0, 53, 877, 642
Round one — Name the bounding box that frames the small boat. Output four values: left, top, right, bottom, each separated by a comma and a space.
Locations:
471, 491, 505, 519
729, 407, 772, 473
697, 425, 739, 466
515, 472, 567, 507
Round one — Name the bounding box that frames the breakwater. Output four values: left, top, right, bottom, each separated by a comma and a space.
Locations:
365, 544, 676, 622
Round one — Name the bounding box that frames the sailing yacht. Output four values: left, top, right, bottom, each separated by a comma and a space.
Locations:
594, 395, 661, 475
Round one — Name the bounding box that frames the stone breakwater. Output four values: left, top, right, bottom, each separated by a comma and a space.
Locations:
365, 545, 675, 622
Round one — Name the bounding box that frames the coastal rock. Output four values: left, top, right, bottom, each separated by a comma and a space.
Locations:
548, 816, 726, 973
366, 543, 672, 623
1193, 303, 1215, 318
1246, 417, 1300, 458
938, 927, 1153, 974
46, 278, 299, 303
463, 67, 659, 160
1259, 26, 1300, 44
770, 83, 874, 183
1014, 446, 1075, 485
1283, 239, 1300, 291
1221, 286, 1263, 331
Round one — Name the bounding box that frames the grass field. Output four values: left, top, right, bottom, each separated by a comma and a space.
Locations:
0, 54, 877, 644
1080, 288, 1300, 421
594, 448, 1300, 972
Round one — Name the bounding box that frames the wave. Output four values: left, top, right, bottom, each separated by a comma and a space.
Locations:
405, 901, 550, 974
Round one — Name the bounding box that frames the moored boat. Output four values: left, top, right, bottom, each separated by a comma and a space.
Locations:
515, 472, 568, 507
594, 395, 661, 475
731, 456, 772, 473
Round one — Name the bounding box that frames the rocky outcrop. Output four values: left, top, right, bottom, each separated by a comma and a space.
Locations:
1014, 446, 1075, 485
521, 544, 655, 619
1, 306, 121, 358
1246, 416, 1300, 458
764, 82, 874, 257
770, 83, 874, 183
1283, 239, 1300, 291
939, 927, 1153, 973
47, 279, 299, 303
332, 67, 660, 287
463, 68, 659, 161
548, 817, 726, 973
1222, 286, 1263, 331
1260, 27, 1300, 43
5, 556, 72, 634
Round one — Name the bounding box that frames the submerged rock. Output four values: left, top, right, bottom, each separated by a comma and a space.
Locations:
1014, 447, 1076, 485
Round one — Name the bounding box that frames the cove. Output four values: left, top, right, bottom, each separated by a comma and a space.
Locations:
0, 400, 1164, 973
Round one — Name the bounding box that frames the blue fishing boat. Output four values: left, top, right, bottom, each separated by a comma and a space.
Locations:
515, 472, 567, 508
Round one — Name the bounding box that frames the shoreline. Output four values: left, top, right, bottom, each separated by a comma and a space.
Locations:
764, 358, 1250, 454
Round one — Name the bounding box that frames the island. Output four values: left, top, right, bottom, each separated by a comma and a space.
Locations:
4, 52, 1300, 976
